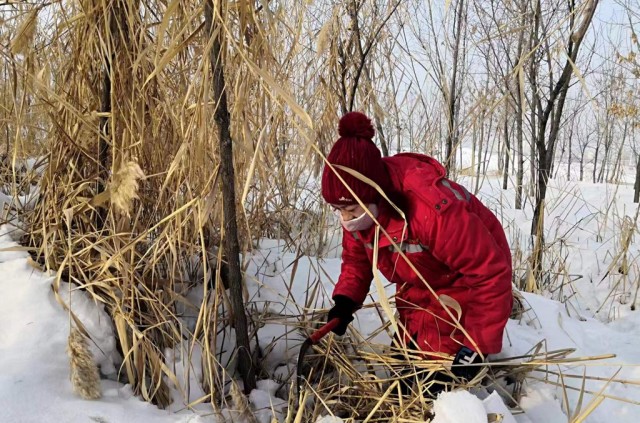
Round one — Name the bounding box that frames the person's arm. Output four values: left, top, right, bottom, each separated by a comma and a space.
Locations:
332, 230, 373, 306
326, 230, 374, 335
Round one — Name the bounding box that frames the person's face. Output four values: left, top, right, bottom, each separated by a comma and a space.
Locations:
333, 204, 365, 221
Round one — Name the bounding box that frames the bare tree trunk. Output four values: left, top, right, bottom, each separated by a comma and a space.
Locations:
593, 134, 601, 183
552, 137, 562, 178
374, 117, 389, 156
530, 0, 599, 286
438, 113, 444, 161
531, 0, 598, 236
578, 133, 592, 182
482, 106, 494, 176
579, 146, 585, 181
599, 139, 608, 183
529, 94, 537, 198
567, 123, 573, 180
515, 3, 526, 209
497, 127, 504, 174
347, 0, 390, 156
610, 122, 627, 183
471, 117, 476, 176
204, 0, 256, 394
475, 107, 484, 193
97, 59, 111, 229
502, 102, 510, 190
445, 0, 466, 172
599, 120, 612, 182
528, 2, 539, 200
554, 134, 564, 179
634, 153, 640, 203
516, 100, 524, 208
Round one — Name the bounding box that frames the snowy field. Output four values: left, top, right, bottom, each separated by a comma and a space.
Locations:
1, 170, 640, 422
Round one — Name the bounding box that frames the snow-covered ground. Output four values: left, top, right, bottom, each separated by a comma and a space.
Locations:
0, 226, 206, 423
1, 172, 640, 422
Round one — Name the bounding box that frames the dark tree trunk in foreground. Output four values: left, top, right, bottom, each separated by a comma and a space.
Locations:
97, 60, 111, 229
205, 0, 256, 394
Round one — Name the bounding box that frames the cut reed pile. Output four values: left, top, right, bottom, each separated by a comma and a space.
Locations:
286, 295, 633, 423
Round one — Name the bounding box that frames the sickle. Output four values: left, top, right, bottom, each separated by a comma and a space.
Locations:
296, 317, 341, 393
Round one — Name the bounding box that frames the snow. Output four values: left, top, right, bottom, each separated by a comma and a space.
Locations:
432, 390, 488, 423
56, 281, 121, 378
0, 231, 206, 423
498, 292, 640, 422
1, 170, 640, 422
429, 390, 523, 423
483, 392, 519, 423
314, 417, 344, 423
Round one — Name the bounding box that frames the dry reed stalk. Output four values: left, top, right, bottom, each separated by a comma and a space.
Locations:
230, 379, 259, 423
595, 207, 640, 316
9, 9, 38, 55
67, 327, 102, 400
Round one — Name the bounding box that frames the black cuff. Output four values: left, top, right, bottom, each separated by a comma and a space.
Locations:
451, 346, 483, 381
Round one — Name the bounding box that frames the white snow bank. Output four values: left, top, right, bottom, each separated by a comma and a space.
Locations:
482, 392, 519, 423
56, 281, 121, 378
432, 391, 519, 423
0, 228, 207, 423
432, 390, 488, 423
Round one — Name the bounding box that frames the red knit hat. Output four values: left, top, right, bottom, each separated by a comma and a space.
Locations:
321, 112, 389, 205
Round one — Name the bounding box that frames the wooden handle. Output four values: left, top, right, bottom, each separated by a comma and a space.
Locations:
309, 318, 341, 344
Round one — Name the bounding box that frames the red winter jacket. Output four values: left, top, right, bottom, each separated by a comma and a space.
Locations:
333, 153, 512, 356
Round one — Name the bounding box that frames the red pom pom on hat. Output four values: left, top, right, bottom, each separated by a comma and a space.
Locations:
321, 112, 389, 206
338, 112, 375, 139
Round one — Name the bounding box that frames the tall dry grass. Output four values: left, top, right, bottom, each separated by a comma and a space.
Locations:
1, 0, 407, 409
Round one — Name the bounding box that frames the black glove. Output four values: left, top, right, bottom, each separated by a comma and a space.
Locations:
327, 295, 357, 335
451, 346, 483, 382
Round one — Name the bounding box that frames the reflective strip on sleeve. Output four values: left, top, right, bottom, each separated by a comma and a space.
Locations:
461, 185, 471, 201
404, 243, 425, 253
441, 179, 469, 203
388, 243, 426, 253
350, 232, 374, 249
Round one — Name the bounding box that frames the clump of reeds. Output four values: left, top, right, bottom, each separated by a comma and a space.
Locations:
596, 210, 640, 319
10, 0, 348, 409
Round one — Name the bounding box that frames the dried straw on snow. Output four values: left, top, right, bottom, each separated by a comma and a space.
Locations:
230, 379, 259, 423
67, 327, 101, 400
